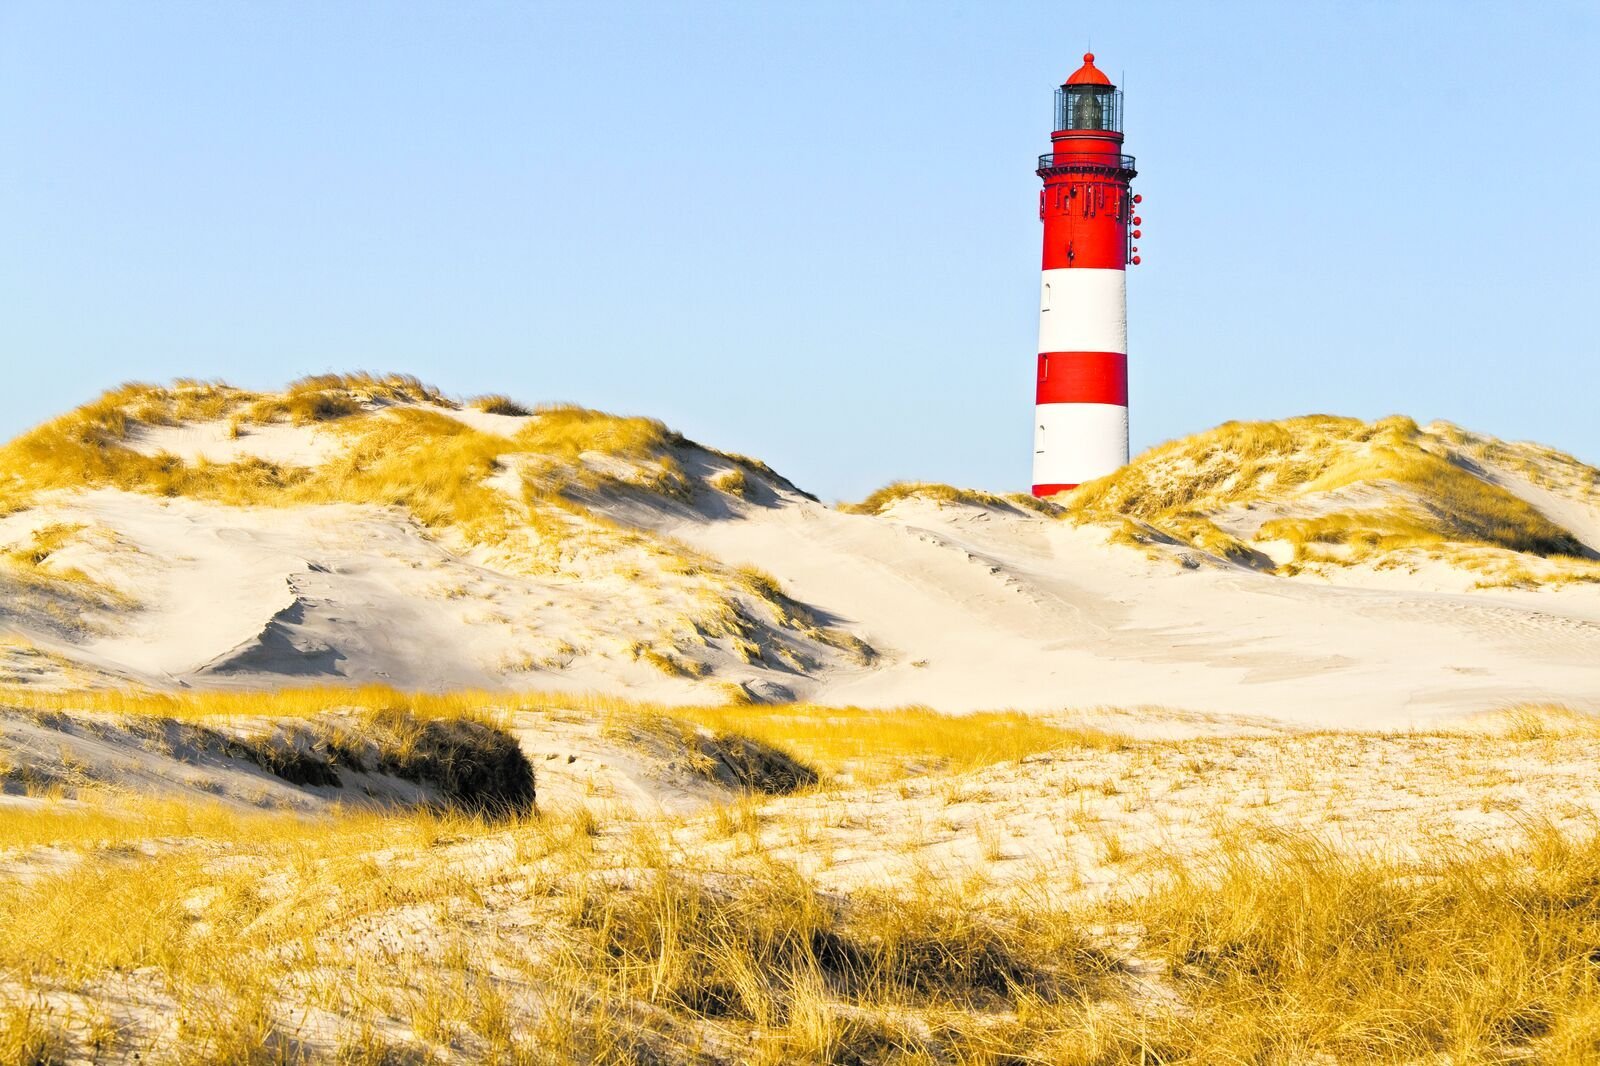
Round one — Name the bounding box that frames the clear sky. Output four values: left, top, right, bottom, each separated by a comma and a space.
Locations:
3, 2, 1596, 501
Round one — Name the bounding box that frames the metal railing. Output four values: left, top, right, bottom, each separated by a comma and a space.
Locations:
1036, 152, 1137, 176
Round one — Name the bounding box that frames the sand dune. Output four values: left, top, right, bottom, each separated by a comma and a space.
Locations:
653, 493, 1600, 725
1, 378, 1597, 728
6, 378, 1600, 1062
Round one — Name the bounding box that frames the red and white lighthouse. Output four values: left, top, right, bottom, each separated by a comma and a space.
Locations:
1031, 53, 1139, 496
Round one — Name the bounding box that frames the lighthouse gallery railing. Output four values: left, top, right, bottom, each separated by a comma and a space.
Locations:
1036, 152, 1137, 178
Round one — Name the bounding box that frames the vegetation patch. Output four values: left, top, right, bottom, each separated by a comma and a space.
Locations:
7, 688, 1600, 1062
232, 710, 536, 814
0, 378, 870, 679
580, 864, 1109, 1028
840, 480, 1060, 517
710, 467, 748, 498
651, 701, 1124, 784
0, 685, 1121, 788
1134, 828, 1600, 1061
1061, 414, 1597, 579
470, 394, 532, 417
1, 698, 535, 816
0, 524, 131, 635
617, 712, 821, 795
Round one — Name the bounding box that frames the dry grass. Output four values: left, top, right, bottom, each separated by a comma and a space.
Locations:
0, 683, 509, 723
1, 523, 128, 603
839, 480, 1060, 517
1487, 702, 1600, 741
0, 1003, 74, 1066
0, 378, 871, 679
1061, 414, 1597, 579
469, 394, 531, 417
0, 684, 1109, 786
0, 379, 686, 525
7, 386, 1591, 594
0, 526, 132, 637
5, 690, 1600, 1061
518, 402, 681, 465
1134, 828, 1600, 1062
276, 372, 449, 422
710, 467, 748, 498
656, 701, 1124, 783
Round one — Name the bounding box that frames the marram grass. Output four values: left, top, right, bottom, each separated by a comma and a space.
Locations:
6, 784, 1600, 1061
845, 415, 1600, 583
0, 683, 1115, 783
1062, 414, 1598, 577
4, 690, 1600, 1061
0, 375, 876, 678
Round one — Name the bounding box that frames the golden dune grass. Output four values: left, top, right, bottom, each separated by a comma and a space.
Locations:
470, 394, 532, 417
1055, 414, 1598, 578
838, 416, 1598, 582
6, 778, 1600, 1062
0, 682, 508, 723
1, 523, 128, 603
710, 467, 748, 498
0, 685, 1105, 786
652, 701, 1122, 783
0, 378, 877, 676
0, 377, 681, 522
839, 480, 1060, 517
4, 691, 1600, 1061
9, 384, 1592, 587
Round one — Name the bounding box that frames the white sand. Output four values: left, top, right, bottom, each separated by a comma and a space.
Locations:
0, 490, 710, 696
432, 406, 538, 437
124, 420, 344, 466
651, 494, 1600, 727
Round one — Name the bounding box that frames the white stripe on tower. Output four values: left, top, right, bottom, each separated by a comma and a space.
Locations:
1037, 269, 1126, 353
1032, 269, 1129, 491
1033, 404, 1129, 488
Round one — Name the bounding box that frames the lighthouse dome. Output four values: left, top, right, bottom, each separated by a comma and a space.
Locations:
1064, 52, 1112, 87
1054, 53, 1121, 132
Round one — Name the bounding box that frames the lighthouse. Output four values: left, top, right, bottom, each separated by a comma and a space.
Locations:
1031, 53, 1139, 496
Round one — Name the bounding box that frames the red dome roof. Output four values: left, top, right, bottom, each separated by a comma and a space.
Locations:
1064, 52, 1112, 87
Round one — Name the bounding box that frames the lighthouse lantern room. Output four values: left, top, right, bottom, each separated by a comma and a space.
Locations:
1032, 53, 1138, 496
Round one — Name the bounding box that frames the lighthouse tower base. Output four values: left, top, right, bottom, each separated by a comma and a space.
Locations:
1030, 264, 1130, 494
1031, 401, 1128, 495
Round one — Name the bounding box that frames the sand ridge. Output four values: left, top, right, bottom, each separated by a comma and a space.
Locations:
2, 387, 1599, 728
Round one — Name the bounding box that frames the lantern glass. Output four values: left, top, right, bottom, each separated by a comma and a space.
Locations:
1055, 86, 1122, 132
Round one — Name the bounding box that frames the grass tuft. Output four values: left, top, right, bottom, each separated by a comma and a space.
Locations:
470, 394, 531, 417
840, 480, 1049, 516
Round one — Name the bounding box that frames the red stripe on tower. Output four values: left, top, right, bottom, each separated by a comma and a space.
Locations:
1031, 53, 1139, 496
1036, 352, 1128, 406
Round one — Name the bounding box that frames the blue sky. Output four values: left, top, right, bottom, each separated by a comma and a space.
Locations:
3, 2, 1596, 500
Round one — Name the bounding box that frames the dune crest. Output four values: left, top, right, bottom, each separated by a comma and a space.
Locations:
1, 376, 1597, 726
